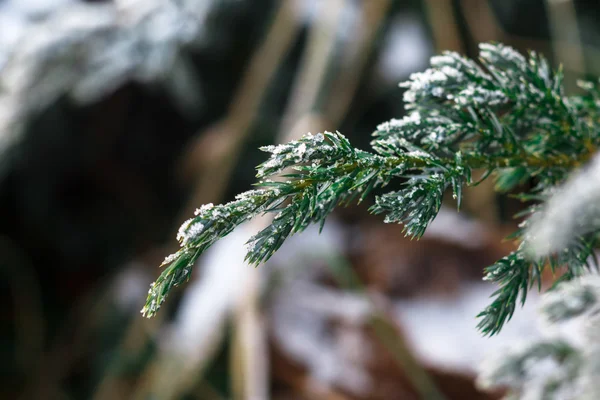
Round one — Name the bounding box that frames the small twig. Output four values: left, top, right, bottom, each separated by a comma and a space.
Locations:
231, 1, 347, 398
544, 0, 586, 90
423, 0, 464, 53
458, 0, 504, 43
325, 0, 394, 127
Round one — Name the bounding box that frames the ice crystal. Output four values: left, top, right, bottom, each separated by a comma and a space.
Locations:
194, 203, 214, 216
176, 218, 194, 244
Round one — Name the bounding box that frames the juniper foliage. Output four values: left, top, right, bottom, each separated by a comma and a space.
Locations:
143, 43, 600, 336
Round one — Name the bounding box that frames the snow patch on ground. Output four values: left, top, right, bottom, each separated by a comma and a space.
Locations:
394, 282, 541, 374
425, 207, 489, 248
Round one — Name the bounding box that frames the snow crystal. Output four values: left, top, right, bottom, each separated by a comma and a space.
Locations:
440, 66, 461, 79
177, 221, 205, 246
262, 143, 290, 156
479, 43, 526, 65
162, 252, 179, 265
295, 143, 307, 158
403, 90, 416, 103
261, 157, 282, 171
194, 202, 214, 216
273, 144, 289, 155
399, 65, 465, 103
186, 222, 204, 240
176, 218, 194, 244
376, 112, 421, 133
432, 87, 444, 97
430, 54, 456, 67
407, 149, 430, 158
455, 86, 507, 107
244, 239, 257, 252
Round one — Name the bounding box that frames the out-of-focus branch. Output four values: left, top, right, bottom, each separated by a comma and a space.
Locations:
230, 1, 347, 398
461, 0, 600, 74
545, 0, 585, 90
278, 0, 345, 136
458, 0, 504, 43
326, 0, 394, 127
0, 0, 213, 176
177, 0, 301, 221
423, 0, 463, 53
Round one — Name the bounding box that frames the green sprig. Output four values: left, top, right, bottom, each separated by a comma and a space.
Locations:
143, 43, 600, 337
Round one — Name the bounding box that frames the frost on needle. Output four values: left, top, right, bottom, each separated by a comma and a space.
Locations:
144, 43, 600, 338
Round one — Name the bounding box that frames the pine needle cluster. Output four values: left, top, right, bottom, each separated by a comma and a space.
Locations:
143, 43, 600, 337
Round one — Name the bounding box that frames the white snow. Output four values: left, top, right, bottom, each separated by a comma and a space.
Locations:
394, 282, 541, 374
424, 207, 489, 249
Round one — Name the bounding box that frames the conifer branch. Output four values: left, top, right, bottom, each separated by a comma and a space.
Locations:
143, 43, 600, 337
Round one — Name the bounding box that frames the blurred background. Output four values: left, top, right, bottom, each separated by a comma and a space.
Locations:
1, 0, 599, 399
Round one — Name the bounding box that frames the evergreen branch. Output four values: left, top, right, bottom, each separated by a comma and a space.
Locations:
143, 42, 600, 337
143, 131, 442, 317
477, 250, 536, 336
478, 199, 598, 336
